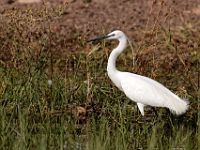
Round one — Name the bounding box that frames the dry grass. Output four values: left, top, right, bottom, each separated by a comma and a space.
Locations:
0, 2, 199, 149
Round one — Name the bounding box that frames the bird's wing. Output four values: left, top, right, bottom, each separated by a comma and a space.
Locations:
119, 72, 173, 107
119, 72, 188, 115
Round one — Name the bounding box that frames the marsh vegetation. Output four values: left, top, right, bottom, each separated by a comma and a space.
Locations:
0, 1, 200, 149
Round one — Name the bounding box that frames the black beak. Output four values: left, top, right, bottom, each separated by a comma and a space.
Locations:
87, 34, 114, 43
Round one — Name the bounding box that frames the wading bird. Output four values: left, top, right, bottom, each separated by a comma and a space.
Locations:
88, 30, 189, 116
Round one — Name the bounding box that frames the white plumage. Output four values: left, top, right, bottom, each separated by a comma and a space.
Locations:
88, 30, 189, 116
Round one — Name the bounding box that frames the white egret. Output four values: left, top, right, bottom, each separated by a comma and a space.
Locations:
88, 30, 189, 116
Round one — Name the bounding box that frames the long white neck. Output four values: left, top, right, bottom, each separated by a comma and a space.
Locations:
107, 37, 127, 74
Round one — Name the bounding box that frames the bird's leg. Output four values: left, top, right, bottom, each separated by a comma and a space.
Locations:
137, 103, 144, 116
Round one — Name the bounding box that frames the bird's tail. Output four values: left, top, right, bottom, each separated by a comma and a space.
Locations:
169, 98, 189, 115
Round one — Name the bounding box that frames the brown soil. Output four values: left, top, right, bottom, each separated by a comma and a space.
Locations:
1, 0, 200, 41
0, 0, 200, 94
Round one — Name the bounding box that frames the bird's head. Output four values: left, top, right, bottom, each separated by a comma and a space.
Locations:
87, 30, 126, 42
106, 30, 126, 40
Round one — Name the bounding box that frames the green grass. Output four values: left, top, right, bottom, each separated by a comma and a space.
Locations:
0, 5, 200, 150
0, 49, 198, 149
